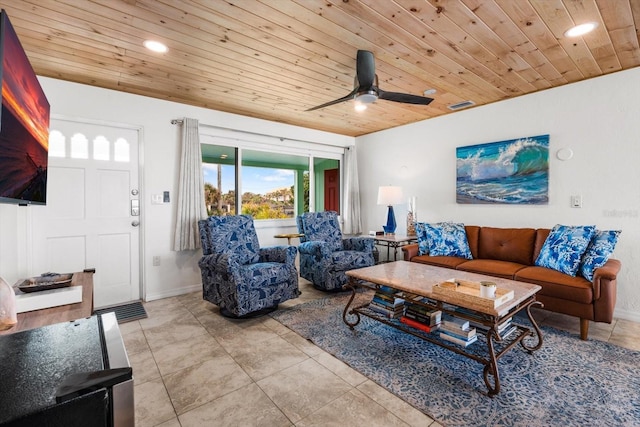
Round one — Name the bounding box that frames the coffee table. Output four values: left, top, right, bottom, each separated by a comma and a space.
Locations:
344, 261, 543, 396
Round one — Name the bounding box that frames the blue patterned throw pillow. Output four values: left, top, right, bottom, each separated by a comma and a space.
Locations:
424, 222, 472, 259
415, 222, 429, 255
579, 230, 621, 281
535, 224, 596, 276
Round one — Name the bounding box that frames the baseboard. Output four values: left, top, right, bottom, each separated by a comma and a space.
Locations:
145, 283, 201, 302
613, 307, 640, 323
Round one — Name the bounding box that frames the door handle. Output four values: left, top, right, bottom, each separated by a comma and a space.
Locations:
131, 220, 140, 227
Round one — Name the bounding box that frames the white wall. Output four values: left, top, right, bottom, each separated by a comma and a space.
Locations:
356, 67, 640, 322
0, 78, 353, 301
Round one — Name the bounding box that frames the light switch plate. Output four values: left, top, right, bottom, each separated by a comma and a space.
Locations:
571, 195, 582, 208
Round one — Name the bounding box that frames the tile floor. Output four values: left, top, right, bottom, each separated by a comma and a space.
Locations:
123, 279, 640, 427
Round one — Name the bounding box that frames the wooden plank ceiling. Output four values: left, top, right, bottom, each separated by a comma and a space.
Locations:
2, 0, 639, 137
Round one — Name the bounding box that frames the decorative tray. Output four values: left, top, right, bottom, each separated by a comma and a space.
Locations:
17, 273, 74, 293
432, 279, 514, 309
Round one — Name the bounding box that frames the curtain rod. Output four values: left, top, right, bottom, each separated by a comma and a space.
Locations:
171, 118, 352, 150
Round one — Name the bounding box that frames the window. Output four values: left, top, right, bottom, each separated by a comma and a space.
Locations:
201, 139, 342, 221
49, 131, 132, 163
93, 136, 109, 160
49, 130, 65, 158
241, 149, 307, 219
114, 138, 130, 162
70, 133, 89, 159
201, 145, 237, 216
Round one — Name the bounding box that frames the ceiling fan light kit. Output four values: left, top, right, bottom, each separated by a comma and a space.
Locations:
307, 50, 434, 112
354, 102, 368, 112
355, 92, 378, 104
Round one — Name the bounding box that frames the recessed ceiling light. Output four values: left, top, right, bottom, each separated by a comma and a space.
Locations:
143, 40, 168, 53
423, 88, 437, 95
564, 22, 598, 37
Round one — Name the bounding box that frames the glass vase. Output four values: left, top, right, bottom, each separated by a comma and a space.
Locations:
0, 276, 17, 331
406, 212, 416, 236
407, 197, 417, 236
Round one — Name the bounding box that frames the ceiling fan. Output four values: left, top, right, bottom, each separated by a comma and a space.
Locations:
306, 50, 434, 112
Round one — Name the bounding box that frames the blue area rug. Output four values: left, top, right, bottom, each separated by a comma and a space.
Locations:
270, 292, 640, 427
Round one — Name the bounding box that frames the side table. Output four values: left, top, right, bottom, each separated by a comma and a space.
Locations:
274, 233, 304, 245
0, 270, 95, 335
373, 235, 417, 263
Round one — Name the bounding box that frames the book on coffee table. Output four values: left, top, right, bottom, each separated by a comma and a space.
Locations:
439, 332, 478, 347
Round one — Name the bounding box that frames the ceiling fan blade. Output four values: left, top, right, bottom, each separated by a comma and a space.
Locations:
378, 89, 433, 105
356, 50, 375, 88
306, 89, 358, 111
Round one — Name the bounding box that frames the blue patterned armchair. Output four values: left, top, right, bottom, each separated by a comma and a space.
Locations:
198, 215, 300, 317
296, 211, 375, 291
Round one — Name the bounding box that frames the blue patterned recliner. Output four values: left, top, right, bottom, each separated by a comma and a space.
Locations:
198, 215, 300, 317
296, 211, 375, 291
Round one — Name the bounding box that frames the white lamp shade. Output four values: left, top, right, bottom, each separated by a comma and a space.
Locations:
377, 186, 404, 206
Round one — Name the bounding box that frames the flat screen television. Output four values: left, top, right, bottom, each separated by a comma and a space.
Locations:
0, 9, 50, 206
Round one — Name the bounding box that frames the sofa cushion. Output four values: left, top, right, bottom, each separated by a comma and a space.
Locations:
410, 255, 470, 269
478, 227, 536, 265
237, 262, 294, 290
533, 228, 551, 264
424, 222, 473, 259
515, 266, 593, 304
464, 226, 481, 259
535, 224, 596, 276
456, 259, 527, 279
330, 250, 374, 272
533, 229, 551, 261
579, 230, 621, 281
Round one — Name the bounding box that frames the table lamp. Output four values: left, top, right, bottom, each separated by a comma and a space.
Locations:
377, 186, 404, 234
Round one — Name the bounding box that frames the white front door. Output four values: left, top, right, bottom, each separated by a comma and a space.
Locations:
31, 118, 141, 308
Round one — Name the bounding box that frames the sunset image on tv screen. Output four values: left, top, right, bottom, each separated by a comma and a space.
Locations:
0, 12, 50, 204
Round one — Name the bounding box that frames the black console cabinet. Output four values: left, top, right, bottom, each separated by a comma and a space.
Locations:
0, 313, 133, 427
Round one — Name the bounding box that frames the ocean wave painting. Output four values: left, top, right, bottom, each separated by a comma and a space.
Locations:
456, 135, 549, 204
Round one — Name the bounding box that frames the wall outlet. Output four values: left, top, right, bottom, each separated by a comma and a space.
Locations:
152, 256, 161, 266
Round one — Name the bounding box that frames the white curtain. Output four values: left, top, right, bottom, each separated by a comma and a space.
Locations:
173, 118, 207, 251
342, 145, 362, 235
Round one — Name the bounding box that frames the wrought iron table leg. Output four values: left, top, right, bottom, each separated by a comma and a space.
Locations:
521, 301, 544, 352
342, 279, 361, 329
483, 329, 501, 396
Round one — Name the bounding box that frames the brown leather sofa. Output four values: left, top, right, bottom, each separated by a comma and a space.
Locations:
402, 226, 621, 340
